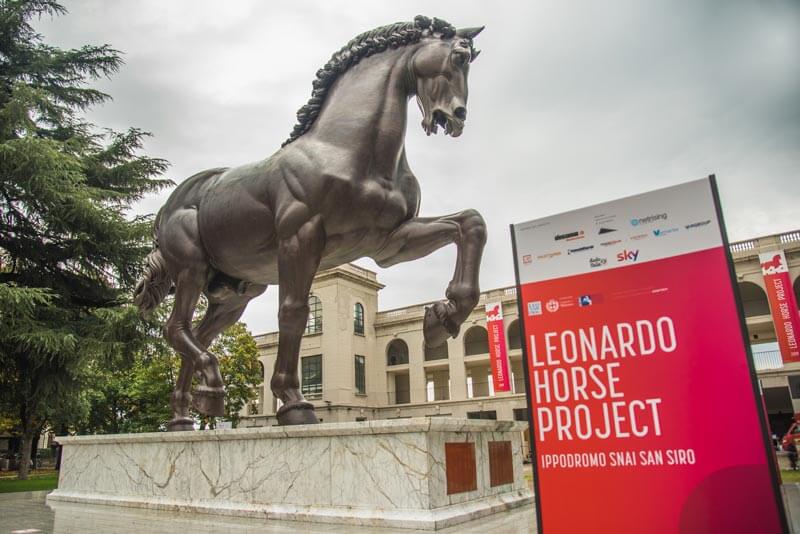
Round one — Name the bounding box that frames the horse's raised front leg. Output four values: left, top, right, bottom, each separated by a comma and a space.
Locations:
373, 209, 487, 348
272, 215, 325, 425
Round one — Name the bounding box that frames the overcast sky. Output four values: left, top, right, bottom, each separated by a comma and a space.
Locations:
36, 0, 799, 335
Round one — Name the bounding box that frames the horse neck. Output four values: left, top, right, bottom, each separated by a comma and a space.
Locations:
307, 46, 416, 179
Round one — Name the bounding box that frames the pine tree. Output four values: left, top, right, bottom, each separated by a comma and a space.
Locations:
0, 0, 170, 479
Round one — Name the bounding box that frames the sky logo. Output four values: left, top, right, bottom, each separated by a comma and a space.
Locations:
617, 249, 639, 262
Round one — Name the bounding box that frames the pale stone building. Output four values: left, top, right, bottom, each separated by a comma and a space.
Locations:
240, 229, 800, 439
241, 264, 528, 426
732, 230, 800, 435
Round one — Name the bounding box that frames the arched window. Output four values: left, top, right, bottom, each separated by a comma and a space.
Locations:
354, 302, 365, 335
464, 326, 489, 356
305, 295, 323, 334
387, 339, 409, 366
257, 361, 265, 383
507, 319, 521, 350
738, 282, 770, 318
424, 340, 448, 361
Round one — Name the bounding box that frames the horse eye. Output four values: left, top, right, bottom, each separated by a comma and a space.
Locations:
452, 51, 468, 66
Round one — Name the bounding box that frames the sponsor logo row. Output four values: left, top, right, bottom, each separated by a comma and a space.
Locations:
527, 294, 596, 316
550, 217, 709, 242
528, 248, 640, 270
521, 219, 710, 265
589, 249, 639, 267
631, 214, 710, 230
520, 211, 709, 235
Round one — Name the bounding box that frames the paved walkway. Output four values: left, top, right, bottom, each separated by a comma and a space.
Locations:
2, 492, 54, 534
4, 477, 798, 533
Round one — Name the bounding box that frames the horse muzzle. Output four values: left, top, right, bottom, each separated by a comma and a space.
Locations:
429, 108, 465, 137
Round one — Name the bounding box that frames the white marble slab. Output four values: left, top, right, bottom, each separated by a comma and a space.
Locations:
48, 418, 533, 530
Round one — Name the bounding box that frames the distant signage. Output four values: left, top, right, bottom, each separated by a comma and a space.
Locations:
760, 250, 800, 363
511, 177, 786, 533
485, 302, 511, 392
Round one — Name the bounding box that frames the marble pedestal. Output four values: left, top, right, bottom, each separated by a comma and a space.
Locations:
47, 418, 533, 530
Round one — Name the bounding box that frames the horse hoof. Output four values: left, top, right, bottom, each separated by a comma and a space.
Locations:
423, 304, 453, 348
276, 401, 319, 425
196, 351, 223, 387
193, 386, 225, 416
167, 417, 195, 432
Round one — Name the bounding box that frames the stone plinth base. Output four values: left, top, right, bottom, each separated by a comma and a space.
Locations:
47, 418, 533, 530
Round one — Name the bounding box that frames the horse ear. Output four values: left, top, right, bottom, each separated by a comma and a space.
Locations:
456, 26, 484, 39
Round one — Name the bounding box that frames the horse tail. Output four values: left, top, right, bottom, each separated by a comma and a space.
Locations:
134, 211, 173, 315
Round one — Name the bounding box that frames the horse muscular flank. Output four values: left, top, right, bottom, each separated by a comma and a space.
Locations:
134, 15, 486, 430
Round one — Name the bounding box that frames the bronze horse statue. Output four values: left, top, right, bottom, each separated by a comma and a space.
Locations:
134, 16, 486, 430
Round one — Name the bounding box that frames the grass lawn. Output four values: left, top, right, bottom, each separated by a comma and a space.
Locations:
781, 470, 800, 484
0, 471, 58, 493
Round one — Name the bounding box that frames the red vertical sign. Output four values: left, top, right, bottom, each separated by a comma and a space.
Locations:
511, 177, 786, 533
760, 250, 800, 363
485, 302, 511, 392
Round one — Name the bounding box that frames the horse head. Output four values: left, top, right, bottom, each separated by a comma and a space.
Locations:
283, 16, 484, 146
411, 20, 484, 137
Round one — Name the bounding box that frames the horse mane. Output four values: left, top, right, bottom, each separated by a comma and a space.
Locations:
282, 15, 458, 147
